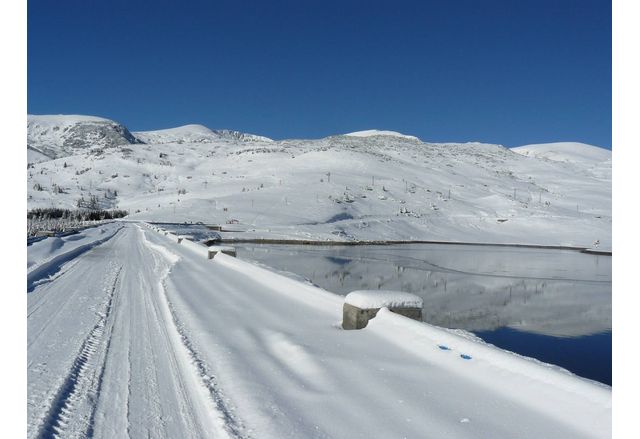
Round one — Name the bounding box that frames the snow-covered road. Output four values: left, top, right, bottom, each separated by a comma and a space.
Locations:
27, 222, 611, 438
28, 224, 232, 439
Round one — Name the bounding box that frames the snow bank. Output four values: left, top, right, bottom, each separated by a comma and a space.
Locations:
368, 308, 611, 438
27, 222, 123, 292
146, 223, 237, 259
156, 230, 610, 438
345, 290, 423, 309
213, 252, 343, 308
27, 222, 122, 271
179, 238, 207, 258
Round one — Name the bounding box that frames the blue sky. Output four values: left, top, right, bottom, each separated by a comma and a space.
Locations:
27, 0, 611, 148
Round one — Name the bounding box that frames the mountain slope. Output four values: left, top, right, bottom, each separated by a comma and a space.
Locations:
512, 142, 611, 165
134, 125, 273, 144
344, 129, 420, 141
26, 116, 612, 249
27, 115, 141, 162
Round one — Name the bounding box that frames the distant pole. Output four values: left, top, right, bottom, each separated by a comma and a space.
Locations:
251, 199, 254, 208
539, 190, 542, 203
327, 172, 331, 183
448, 189, 451, 200
372, 176, 375, 186
405, 181, 408, 193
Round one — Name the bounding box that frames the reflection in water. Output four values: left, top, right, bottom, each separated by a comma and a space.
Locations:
235, 244, 611, 338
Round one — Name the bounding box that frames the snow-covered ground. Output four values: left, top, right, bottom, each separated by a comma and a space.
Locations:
27, 222, 611, 438
27, 115, 611, 250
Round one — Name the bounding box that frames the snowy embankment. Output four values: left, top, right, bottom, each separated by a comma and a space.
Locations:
27, 222, 123, 292
144, 223, 611, 438
27, 222, 611, 437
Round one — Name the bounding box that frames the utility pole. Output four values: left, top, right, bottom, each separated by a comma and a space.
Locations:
326, 172, 331, 183
371, 176, 375, 186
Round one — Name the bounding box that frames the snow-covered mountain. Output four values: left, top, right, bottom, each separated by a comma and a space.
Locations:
26, 115, 612, 249
344, 129, 420, 141
512, 142, 612, 181
27, 114, 141, 162
134, 124, 273, 144
512, 142, 611, 165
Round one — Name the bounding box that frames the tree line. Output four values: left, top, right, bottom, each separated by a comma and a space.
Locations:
27, 208, 129, 221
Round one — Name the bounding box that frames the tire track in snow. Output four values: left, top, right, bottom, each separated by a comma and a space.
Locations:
140, 268, 202, 437
160, 283, 250, 439
140, 227, 250, 439
35, 266, 122, 439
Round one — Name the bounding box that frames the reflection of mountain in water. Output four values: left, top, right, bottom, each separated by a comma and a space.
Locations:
236, 244, 611, 338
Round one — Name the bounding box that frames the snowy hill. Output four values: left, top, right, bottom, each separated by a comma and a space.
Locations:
27, 114, 141, 162
134, 124, 273, 144
26, 115, 612, 249
344, 129, 420, 141
512, 142, 612, 181
512, 142, 611, 165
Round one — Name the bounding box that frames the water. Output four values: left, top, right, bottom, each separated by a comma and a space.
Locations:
233, 243, 612, 385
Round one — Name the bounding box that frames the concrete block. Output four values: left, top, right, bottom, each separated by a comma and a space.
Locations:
207, 245, 237, 259
342, 290, 423, 330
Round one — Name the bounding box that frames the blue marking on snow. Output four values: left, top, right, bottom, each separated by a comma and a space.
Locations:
460, 354, 472, 360
438, 345, 451, 350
